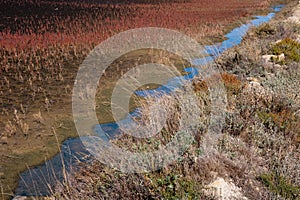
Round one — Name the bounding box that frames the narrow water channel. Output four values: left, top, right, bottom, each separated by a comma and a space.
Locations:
15, 4, 284, 196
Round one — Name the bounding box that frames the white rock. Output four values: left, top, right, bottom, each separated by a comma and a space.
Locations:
262, 55, 275, 63
262, 53, 284, 63
278, 53, 285, 61
204, 177, 248, 200
246, 77, 259, 82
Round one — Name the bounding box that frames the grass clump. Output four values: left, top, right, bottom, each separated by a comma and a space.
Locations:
257, 110, 292, 131
149, 173, 205, 199
270, 37, 300, 63
258, 173, 300, 199
255, 23, 276, 37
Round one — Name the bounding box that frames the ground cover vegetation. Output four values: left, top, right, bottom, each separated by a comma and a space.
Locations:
0, 0, 298, 199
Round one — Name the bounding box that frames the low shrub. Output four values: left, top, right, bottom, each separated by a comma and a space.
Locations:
255, 23, 276, 37
270, 37, 300, 63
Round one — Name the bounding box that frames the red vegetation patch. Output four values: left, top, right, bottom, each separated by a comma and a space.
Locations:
193, 73, 242, 95
220, 73, 243, 95
0, 0, 272, 49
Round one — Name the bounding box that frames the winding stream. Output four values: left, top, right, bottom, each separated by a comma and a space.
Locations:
15, 4, 284, 196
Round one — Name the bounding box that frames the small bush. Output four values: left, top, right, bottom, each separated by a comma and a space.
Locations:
257, 110, 290, 131
151, 173, 203, 199
271, 38, 300, 62
221, 73, 243, 95
255, 23, 276, 37
193, 73, 242, 96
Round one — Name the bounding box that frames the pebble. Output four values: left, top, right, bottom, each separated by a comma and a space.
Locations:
261, 53, 285, 63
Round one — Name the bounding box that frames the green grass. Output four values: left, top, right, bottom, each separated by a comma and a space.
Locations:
150, 173, 205, 199
258, 173, 300, 199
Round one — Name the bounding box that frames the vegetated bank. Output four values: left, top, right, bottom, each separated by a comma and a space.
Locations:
15, 2, 290, 198
52, 0, 300, 199
0, 0, 296, 199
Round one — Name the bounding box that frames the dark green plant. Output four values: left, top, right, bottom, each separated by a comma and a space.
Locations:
271, 38, 300, 63
258, 173, 300, 199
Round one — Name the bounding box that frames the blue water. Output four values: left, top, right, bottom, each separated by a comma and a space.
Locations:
15, 4, 284, 196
